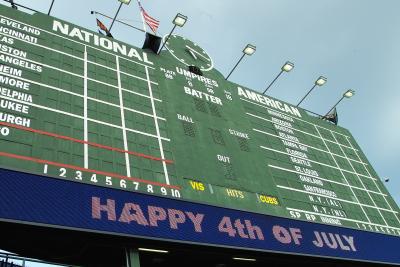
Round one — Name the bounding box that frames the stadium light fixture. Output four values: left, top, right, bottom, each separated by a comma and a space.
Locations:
324, 89, 355, 117
282, 61, 294, 72
233, 257, 257, 262
173, 13, 188, 27
138, 248, 169, 253
243, 44, 256, 56
262, 61, 294, 94
343, 89, 355, 98
225, 44, 256, 80
109, 0, 132, 32
315, 76, 327, 86
296, 76, 327, 107
157, 13, 188, 55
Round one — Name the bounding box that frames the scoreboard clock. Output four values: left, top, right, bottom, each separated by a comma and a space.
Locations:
164, 34, 214, 71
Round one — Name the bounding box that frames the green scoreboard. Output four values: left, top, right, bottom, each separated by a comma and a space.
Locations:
0, 4, 400, 263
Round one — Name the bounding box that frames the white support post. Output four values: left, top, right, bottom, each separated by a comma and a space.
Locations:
145, 66, 170, 185
83, 46, 89, 169
136, 0, 147, 33
116, 55, 131, 177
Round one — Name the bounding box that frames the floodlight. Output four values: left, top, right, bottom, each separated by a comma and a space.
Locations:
263, 61, 295, 94
343, 89, 355, 98
315, 76, 327, 86
243, 44, 256, 55
282, 61, 294, 72
296, 76, 327, 106
225, 44, 256, 80
158, 13, 188, 54
173, 13, 188, 27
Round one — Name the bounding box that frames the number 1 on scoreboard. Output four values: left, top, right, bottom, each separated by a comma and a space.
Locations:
43, 164, 48, 174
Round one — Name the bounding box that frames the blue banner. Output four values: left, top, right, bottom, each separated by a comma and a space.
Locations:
0, 168, 399, 265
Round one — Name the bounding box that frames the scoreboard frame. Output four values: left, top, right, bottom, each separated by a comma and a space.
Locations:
0, 3, 399, 265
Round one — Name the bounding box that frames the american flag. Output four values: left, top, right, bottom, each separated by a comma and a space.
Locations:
138, 1, 160, 33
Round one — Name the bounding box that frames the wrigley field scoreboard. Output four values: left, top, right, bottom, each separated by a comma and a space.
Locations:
0, 4, 399, 265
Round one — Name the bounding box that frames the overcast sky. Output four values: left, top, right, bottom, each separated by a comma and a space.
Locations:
3, 0, 400, 203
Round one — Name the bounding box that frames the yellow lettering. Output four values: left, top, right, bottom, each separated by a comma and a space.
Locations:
259, 195, 279, 205
189, 180, 205, 191
226, 189, 234, 197
226, 189, 245, 199
198, 183, 205, 191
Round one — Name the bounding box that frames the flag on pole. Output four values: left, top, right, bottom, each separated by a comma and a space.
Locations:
138, 1, 160, 33
323, 108, 338, 125
96, 18, 113, 38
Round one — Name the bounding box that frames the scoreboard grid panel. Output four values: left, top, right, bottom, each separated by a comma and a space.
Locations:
314, 125, 375, 224
0, 5, 400, 240
0, 12, 176, 191
329, 128, 390, 225
237, 96, 400, 229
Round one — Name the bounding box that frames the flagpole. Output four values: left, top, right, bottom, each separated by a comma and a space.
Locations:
109, 2, 123, 32
91, 11, 145, 33
136, 0, 147, 33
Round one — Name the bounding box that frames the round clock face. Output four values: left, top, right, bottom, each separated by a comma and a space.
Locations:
164, 34, 214, 72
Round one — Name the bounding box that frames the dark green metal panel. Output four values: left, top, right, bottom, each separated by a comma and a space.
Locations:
0, 4, 399, 239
